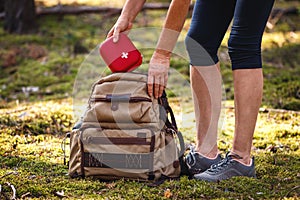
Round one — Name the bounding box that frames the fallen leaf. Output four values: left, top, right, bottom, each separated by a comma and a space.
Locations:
28, 175, 36, 179
54, 190, 67, 198
97, 189, 108, 195
164, 188, 172, 198
106, 183, 116, 189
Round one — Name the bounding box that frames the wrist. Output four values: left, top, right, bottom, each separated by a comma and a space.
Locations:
118, 13, 132, 23
154, 49, 172, 59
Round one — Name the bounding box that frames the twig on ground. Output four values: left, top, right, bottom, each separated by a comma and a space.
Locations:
0, 183, 10, 200
0, 171, 18, 180
21, 192, 31, 198
284, 185, 300, 198
0, 107, 28, 115
6, 182, 16, 200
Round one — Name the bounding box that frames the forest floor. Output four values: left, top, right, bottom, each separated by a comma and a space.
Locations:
0, 99, 299, 199
0, 0, 300, 199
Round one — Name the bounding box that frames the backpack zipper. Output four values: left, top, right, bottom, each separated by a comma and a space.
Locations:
90, 97, 152, 103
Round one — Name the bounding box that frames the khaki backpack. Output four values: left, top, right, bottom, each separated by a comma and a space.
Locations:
66, 72, 185, 181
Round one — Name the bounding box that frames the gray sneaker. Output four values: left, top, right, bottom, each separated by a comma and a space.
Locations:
185, 146, 223, 175
194, 152, 256, 182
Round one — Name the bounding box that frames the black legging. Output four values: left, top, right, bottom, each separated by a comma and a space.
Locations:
185, 0, 275, 70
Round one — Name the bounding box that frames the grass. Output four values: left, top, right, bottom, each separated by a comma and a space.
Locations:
0, 99, 299, 199
0, 0, 300, 199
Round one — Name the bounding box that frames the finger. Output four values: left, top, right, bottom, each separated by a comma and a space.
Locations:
158, 76, 165, 98
107, 27, 114, 38
154, 84, 160, 99
122, 23, 133, 35
147, 75, 154, 97
113, 27, 120, 43
127, 22, 133, 31
154, 77, 160, 99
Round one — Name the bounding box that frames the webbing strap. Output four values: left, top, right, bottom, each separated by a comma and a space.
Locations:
159, 91, 178, 130
158, 91, 185, 157
83, 152, 152, 169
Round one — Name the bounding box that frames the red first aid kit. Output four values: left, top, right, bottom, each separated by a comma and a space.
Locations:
99, 33, 143, 72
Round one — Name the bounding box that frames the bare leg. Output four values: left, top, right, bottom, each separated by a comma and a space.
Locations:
232, 68, 263, 165
190, 63, 222, 158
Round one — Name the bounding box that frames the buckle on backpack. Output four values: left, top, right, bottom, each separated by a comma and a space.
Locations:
111, 101, 119, 111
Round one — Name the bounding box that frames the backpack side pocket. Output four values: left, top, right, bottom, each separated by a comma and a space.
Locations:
68, 129, 82, 178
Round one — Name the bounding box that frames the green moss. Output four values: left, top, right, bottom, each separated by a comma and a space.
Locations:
0, 3, 299, 197
0, 99, 299, 199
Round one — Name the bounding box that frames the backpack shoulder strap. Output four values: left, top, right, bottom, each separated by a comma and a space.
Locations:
158, 91, 185, 157
158, 91, 177, 130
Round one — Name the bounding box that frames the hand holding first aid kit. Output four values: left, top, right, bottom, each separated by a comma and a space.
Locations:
99, 33, 143, 72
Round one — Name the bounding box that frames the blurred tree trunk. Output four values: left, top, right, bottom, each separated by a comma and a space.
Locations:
0, 0, 4, 12
4, 0, 37, 34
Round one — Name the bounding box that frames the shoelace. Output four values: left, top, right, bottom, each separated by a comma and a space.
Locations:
185, 145, 197, 166
208, 152, 242, 173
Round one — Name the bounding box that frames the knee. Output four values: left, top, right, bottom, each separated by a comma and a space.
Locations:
185, 31, 218, 66
228, 35, 262, 70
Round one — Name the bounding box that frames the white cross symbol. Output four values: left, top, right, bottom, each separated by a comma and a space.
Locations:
121, 52, 128, 59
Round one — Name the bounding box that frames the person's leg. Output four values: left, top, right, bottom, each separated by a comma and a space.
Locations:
190, 64, 221, 158
185, 0, 235, 158
232, 69, 263, 165
194, 0, 274, 182
229, 0, 275, 165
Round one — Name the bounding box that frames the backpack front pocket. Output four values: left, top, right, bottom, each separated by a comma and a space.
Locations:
84, 95, 160, 129
79, 128, 161, 180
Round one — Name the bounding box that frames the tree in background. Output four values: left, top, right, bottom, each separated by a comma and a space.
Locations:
3, 0, 37, 34
0, 0, 4, 13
